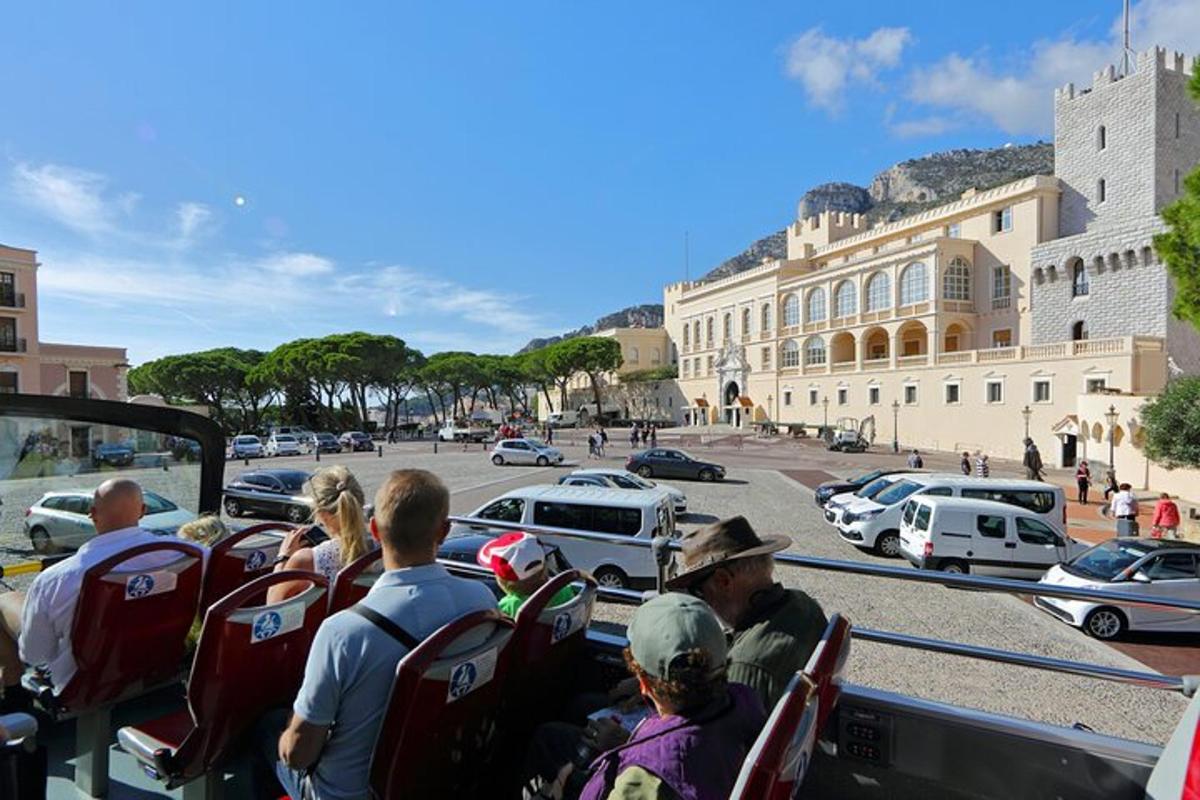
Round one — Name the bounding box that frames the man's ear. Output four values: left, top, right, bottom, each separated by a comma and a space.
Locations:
369, 516, 381, 543
435, 518, 451, 546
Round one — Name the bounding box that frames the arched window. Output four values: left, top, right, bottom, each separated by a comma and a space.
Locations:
805, 288, 827, 322
781, 339, 800, 368
705, 317, 714, 346
692, 320, 700, 346
1072, 261, 1089, 297
1072, 320, 1088, 341
803, 336, 827, 366
834, 281, 857, 318
682, 324, 689, 347
722, 313, 732, 342
761, 303, 772, 331
782, 294, 800, 327
629, 346, 640, 363
899, 262, 928, 305
651, 347, 661, 365
741, 307, 751, 336
865, 272, 891, 311
942, 258, 971, 300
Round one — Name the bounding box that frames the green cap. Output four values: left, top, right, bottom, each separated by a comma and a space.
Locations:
628, 593, 728, 680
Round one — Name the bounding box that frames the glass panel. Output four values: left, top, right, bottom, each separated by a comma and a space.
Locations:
1016, 517, 1057, 545
976, 515, 1006, 538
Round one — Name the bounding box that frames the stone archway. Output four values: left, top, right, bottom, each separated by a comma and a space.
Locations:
724, 381, 740, 426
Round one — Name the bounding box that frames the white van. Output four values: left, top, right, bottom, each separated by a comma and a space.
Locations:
834, 475, 1067, 558
451, 485, 675, 589
899, 496, 1090, 578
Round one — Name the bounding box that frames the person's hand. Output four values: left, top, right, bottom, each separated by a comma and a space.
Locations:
584, 717, 630, 752
278, 527, 312, 561
607, 676, 639, 702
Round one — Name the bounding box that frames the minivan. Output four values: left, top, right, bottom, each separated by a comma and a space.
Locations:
899, 496, 1090, 578
833, 474, 1067, 558
450, 485, 675, 589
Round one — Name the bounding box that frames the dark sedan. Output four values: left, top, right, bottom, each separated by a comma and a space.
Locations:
339, 431, 375, 452
312, 432, 342, 454
813, 468, 913, 507
223, 468, 313, 523
92, 442, 135, 467
625, 448, 726, 482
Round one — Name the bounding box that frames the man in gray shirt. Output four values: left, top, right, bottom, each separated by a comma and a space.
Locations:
265, 469, 495, 800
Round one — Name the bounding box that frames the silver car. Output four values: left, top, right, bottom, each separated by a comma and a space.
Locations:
490, 438, 564, 467
265, 434, 303, 457
24, 490, 197, 553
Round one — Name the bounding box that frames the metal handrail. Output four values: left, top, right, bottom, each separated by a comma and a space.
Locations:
446, 515, 1200, 614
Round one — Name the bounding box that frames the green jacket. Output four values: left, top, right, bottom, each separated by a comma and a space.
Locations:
726, 583, 828, 711
497, 584, 576, 617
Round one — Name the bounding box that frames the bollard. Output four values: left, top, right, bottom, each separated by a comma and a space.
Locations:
434, 440, 438, 455
244, 456, 249, 466
315, 448, 320, 462
377, 445, 383, 458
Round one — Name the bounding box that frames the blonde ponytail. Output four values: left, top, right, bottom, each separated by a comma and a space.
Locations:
305, 465, 368, 567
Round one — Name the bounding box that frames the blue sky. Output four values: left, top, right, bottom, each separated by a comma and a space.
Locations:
2, 1, 1197, 364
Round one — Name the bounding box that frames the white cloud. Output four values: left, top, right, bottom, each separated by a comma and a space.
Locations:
175, 202, 212, 241
783, 26, 912, 112
257, 252, 335, 276
9, 162, 133, 235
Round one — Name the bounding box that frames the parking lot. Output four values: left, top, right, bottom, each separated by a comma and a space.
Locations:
1, 434, 1191, 744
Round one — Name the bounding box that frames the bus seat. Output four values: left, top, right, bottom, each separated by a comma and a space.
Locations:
117, 571, 329, 792
328, 547, 385, 613
199, 522, 292, 610
20, 541, 203, 798
368, 609, 516, 798
513, 570, 597, 713
729, 614, 852, 800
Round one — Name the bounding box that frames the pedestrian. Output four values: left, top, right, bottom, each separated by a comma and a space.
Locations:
649, 425, 657, 448
545, 425, 554, 446
1151, 492, 1181, 539
629, 425, 640, 449
640, 426, 649, 446
974, 452, 989, 478
1103, 468, 1119, 501
1075, 460, 1092, 505
959, 451, 971, 476
1022, 438, 1044, 482
586, 432, 598, 460
599, 427, 608, 456
907, 449, 923, 469
1111, 483, 1139, 536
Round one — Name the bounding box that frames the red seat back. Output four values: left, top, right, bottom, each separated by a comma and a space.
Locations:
172, 571, 328, 780
328, 547, 384, 613
513, 570, 596, 711
60, 542, 205, 712
199, 523, 292, 610
368, 609, 515, 799
729, 614, 851, 800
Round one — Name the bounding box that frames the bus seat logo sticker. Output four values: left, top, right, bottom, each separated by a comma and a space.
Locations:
125, 571, 177, 600
447, 647, 497, 703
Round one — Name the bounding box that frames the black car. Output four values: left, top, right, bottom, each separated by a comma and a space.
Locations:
625, 448, 725, 482
92, 442, 135, 467
312, 432, 342, 454
813, 468, 913, 507
223, 468, 313, 523
339, 431, 375, 452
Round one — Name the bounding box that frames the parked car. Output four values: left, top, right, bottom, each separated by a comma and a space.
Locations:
228, 434, 264, 459
339, 431, 374, 452
899, 496, 1090, 578
222, 468, 313, 522
814, 468, 911, 507
92, 442, 135, 468
309, 432, 342, 454
626, 448, 725, 482
490, 438, 564, 467
823, 475, 905, 524
557, 468, 687, 514
1036, 538, 1200, 640
24, 490, 196, 553
264, 433, 303, 457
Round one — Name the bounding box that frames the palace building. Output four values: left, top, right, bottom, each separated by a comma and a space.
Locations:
664, 47, 1199, 490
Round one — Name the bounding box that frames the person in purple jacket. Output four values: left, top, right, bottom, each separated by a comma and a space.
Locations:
538, 593, 765, 800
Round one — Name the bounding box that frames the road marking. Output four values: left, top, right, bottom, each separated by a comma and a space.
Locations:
450, 468, 556, 496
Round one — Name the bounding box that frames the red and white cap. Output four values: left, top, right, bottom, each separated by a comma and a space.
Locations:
477, 532, 546, 581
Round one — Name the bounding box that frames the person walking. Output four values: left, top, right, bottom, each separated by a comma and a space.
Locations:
640, 425, 649, 446
907, 449, 923, 469
974, 452, 990, 478
649, 425, 658, 448
1151, 492, 1181, 539
1022, 438, 1044, 481
598, 427, 608, 457
959, 451, 971, 476
545, 425, 553, 446
629, 425, 640, 449
586, 431, 598, 460
1111, 483, 1139, 536
1075, 460, 1092, 505
1103, 468, 1119, 501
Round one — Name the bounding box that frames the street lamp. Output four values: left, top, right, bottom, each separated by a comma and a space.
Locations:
822, 396, 829, 431
891, 399, 900, 453
1105, 404, 1119, 473
1021, 405, 1032, 439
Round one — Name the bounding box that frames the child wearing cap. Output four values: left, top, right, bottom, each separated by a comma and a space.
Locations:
478, 532, 575, 617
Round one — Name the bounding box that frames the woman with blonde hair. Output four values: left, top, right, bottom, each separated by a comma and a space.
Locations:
267, 465, 371, 603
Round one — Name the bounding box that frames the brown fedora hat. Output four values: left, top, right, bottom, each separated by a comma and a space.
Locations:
665, 516, 789, 590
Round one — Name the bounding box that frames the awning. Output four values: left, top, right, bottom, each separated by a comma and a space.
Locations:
694, 398, 709, 408
737, 396, 754, 408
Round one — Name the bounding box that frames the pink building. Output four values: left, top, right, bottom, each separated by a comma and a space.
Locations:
0, 243, 129, 399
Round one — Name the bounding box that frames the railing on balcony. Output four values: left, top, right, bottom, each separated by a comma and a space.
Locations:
936, 351, 973, 365
0, 338, 27, 354
859, 309, 894, 324
0, 293, 26, 309
861, 357, 890, 370
896, 353, 928, 366
1072, 338, 1124, 356
992, 296, 1011, 310
830, 361, 856, 373
977, 347, 1017, 363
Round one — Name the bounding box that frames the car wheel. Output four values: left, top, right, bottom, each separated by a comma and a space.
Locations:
29, 526, 55, 555
875, 532, 901, 557
492, 455, 504, 466
1084, 607, 1127, 640
224, 497, 242, 517
536, 455, 549, 467
593, 567, 629, 590
698, 468, 715, 482
939, 559, 968, 574
286, 504, 309, 524
637, 465, 653, 478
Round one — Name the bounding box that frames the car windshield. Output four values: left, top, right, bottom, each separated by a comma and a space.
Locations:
317, 433, 336, 441
849, 469, 883, 484
235, 436, 257, 443
874, 480, 921, 506
276, 436, 297, 443
856, 477, 894, 498
1063, 540, 1151, 581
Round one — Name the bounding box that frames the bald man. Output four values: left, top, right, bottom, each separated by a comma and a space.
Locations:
0, 479, 200, 701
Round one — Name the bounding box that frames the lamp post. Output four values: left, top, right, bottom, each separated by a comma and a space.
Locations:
1021, 405, 1032, 440
1105, 404, 1119, 473
891, 399, 900, 454
822, 396, 829, 432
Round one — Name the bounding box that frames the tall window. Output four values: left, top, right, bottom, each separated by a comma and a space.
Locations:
741, 307, 751, 337
899, 263, 928, 305
761, 303, 772, 332
868, 386, 880, 405
0, 274, 13, 307
947, 223, 961, 239
1072, 261, 1089, 297
808, 388, 819, 405
692, 321, 700, 347
992, 266, 1011, 309
1033, 380, 1051, 403
0, 318, 15, 352
834, 281, 857, 318
837, 387, 848, 405
942, 258, 971, 301
1097, 178, 1106, 203
782, 294, 800, 327
722, 313, 732, 342
993, 207, 1013, 233
761, 347, 771, 370
805, 289, 827, 322
803, 336, 826, 366
705, 318, 714, 347
781, 340, 800, 368
682, 324, 689, 348
69, 370, 89, 399
1097, 125, 1106, 150
865, 272, 891, 311
682, 360, 690, 377
904, 384, 918, 405
1071, 321, 1088, 341
985, 380, 1004, 404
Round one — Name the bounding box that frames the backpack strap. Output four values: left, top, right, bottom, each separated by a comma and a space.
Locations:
349, 603, 421, 650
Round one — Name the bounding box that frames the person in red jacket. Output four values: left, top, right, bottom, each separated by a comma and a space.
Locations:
1151, 493, 1182, 539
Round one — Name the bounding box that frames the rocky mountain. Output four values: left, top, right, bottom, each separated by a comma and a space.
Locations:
518, 304, 664, 353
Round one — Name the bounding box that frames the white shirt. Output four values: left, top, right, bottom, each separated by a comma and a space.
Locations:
1111, 491, 1138, 517
19, 527, 204, 692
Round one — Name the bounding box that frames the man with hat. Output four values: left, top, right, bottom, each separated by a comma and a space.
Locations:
666, 516, 827, 711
